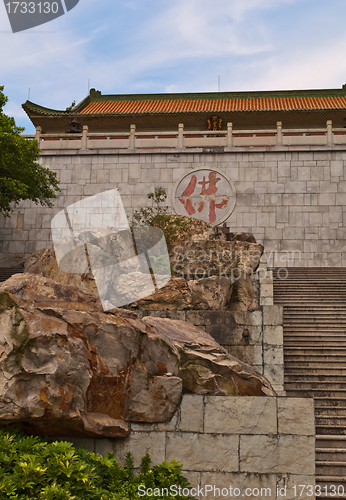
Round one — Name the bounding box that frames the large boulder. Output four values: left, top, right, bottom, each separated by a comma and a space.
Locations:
0, 274, 275, 438
24, 237, 262, 312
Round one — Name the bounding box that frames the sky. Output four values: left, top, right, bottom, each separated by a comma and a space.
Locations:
1, 0, 346, 134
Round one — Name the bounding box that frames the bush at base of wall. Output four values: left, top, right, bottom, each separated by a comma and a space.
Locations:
0, 427, 193, 500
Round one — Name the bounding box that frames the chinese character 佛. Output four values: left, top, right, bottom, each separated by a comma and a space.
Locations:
179, 172, 229, 223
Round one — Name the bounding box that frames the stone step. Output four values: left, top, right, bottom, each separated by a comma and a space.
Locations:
280, 285, 346, 288
316, 417, 346, 426
285, 356, 346, 363
284, 319, 346, 324
284, 311, 346, 315
274, 268, 346, 488
0, 268, 23, 282
315, 399, 346, 408
274, 284, 346, 287
276, 290, 346, 293
284, 324, 346, 329
284, 325, 346, 329
316, 449, 346, 461
285, 389, 346, 398
285, 341, 346, 347
275, 293, 346, 297
284, 355, 346, 363
284, 332, 346, 336
316, 425, 346, 435
284, 381, 346, 389
286, 369, 346, 376
283, 308, 346, 311
284, 347, 346, 353
286, 367, 346, 375
277, 298, 346, 301
277, 302, 346, 306
315, 478, 346, 497
285, 345, 346, 351
316, 435, 346, 448
316, 461, 346, 476
285, 374, 346, 383
316, 408, 346, 416
284, 318, 346, 321
274, 284, 346, 288
284, 341, 346, 347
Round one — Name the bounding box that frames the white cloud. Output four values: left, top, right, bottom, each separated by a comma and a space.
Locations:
1, 0, 346, 134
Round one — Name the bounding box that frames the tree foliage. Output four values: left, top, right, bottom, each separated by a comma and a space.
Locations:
130, 187, 192, 253
0, 86, 60, 217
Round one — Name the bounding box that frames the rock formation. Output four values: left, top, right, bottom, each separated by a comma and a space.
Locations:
0, 274, 275, 438
24, 217, 263, 311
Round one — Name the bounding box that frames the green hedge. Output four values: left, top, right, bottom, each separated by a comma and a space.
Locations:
0, 428, 193, 500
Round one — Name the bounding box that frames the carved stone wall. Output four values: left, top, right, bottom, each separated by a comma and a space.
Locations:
1, 148, 346, 267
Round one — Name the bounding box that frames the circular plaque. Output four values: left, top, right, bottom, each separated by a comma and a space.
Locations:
172, 168, 236, 225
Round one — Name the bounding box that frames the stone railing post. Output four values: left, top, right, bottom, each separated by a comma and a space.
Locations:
178, 123, 184, 149
227, 122, 233, 148
35, 126, 42, 143
129, 124, 136, 150
81, 125, 89, 150
276, 121, 283, 146
327, 120, 333, 147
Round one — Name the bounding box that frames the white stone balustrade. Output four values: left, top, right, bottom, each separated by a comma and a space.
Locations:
21, 121, 346, 151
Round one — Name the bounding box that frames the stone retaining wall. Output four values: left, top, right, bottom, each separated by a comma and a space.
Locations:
1, 147, 346, 267
133, 304, 284, 394
64, 395, 315, 500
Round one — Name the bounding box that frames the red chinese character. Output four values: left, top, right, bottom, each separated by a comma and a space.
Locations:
179, 172, 229, 223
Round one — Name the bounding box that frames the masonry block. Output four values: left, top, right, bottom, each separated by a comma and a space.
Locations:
111, 432, 166, 467
204, 396, 277, 435
263, 305, 283, 326
177, 394, 204, 433
240, 435, 315, 474
166, 432, 239, 472
278, 398, 315, 436
263, 325, 283, 345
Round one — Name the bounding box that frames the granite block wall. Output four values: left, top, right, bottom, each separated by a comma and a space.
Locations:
1, 147, 345, 267
134, 303, 284, 395
61, 395, 315, 500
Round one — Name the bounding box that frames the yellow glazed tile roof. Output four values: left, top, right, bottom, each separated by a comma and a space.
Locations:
79, 96, 346, 115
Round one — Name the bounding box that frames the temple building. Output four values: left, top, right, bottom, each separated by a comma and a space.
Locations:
2, 85, 346, 267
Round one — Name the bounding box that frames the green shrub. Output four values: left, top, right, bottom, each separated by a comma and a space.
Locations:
130, 187, 192, 253
0, 427, 194, 499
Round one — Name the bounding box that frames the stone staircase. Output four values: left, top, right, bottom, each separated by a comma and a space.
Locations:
273, 267, 346, 497
0, 267, 24, 283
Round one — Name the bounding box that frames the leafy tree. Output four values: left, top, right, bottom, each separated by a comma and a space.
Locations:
0, 86, 60, 217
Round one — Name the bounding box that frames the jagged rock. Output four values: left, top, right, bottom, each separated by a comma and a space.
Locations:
24, 222, 262, 311
0, 274, 275, 438
170, 240, 263, 278
160, 215, 226, 250
187, 276, 234, 310
170, 239, 263, 311
124, 276, 209, 310
24, 246, 96, 295
224, 231, 257, 243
